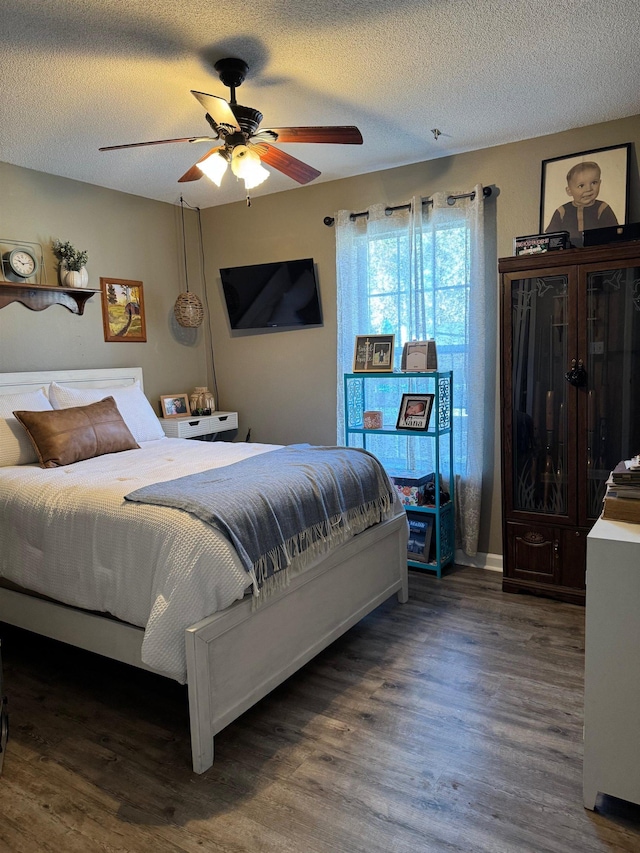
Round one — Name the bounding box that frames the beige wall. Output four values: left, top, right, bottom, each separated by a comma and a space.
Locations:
202, 113, 640, 557
0, 163, 209, 406
1, 114, 638, 557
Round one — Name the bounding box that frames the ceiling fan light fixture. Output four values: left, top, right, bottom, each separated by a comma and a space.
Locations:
197, 150, 228, 186
230, 145, 269, 189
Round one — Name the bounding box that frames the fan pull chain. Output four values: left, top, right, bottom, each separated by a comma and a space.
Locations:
246, 195, 252, 207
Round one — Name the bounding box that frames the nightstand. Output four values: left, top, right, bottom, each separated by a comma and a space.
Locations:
158, 412, 238, 440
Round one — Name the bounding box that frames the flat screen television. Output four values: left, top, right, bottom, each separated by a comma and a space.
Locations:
220, 258, 323, 331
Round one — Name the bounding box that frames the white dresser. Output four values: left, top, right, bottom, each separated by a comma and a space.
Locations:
158, 412, 238, 440
583, 516, 640, 810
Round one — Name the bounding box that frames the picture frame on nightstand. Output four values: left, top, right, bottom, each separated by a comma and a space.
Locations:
160, 394, 190, 418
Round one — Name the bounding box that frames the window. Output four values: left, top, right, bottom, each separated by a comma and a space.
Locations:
336, 190, 488, 555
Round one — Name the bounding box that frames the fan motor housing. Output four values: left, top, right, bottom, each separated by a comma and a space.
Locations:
214, 58, 249, 90
230, 104, 263, 136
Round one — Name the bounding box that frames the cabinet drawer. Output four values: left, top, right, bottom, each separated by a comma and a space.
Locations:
160, 412, 238, 439
505, 521, 587, 593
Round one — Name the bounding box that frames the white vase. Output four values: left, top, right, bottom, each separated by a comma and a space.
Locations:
62, 266, 89, 288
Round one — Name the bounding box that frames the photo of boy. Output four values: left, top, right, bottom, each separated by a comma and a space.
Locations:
545, 161, 618, 247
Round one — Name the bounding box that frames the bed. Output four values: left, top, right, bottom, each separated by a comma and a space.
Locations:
0, 366, 408, 772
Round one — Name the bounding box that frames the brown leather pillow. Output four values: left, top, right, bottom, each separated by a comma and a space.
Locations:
13, 396, 140, 468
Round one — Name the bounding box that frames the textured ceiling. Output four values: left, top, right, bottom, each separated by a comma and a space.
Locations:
1, 0, 639, 209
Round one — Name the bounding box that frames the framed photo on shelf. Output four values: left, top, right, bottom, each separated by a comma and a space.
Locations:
353, 334, 395, 372
160, 394, 190, 418
539, 143, 630, 248
100, 278, 147, 342
406, 511, 434, 563
396, 393, 434, 431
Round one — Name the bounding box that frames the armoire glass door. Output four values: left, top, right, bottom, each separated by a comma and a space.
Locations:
510, 274, 570, 517
585, 264, 640, 519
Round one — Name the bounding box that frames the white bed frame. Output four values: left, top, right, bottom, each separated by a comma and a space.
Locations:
0, 367, 408, 773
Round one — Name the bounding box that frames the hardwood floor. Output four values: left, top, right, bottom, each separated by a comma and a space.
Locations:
1, 566, 639, 852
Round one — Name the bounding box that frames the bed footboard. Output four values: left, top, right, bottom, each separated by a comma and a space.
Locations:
0, 514, 407, 775
185, 511, 408, 773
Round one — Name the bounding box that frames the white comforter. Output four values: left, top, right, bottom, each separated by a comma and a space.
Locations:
0, 438, 282, 682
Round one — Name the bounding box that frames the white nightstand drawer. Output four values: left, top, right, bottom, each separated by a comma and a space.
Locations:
159, 412, 238, 439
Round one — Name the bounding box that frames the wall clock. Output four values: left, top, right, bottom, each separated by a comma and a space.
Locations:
2, 247, 39, 282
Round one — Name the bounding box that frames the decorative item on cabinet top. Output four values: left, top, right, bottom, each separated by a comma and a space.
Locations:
0, 239, 45, 285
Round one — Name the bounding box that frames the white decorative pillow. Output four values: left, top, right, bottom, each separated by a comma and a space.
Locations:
0, 388, 54, 466
49, 380, 165, 443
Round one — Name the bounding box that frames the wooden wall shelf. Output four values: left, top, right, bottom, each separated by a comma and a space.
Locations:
0, 283, 100, 315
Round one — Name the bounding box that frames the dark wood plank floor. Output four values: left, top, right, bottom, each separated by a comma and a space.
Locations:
1, 566, 640, 852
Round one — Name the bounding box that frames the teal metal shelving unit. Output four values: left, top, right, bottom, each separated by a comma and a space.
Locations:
344, 370, 454, 577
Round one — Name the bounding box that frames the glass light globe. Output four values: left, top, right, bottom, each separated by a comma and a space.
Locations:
198, 150, 228, 186
231, 145, 269, 189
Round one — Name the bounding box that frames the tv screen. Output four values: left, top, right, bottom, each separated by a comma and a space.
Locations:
220, 258, 322, 331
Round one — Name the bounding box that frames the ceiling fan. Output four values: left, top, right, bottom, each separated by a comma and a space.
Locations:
99, 57, 363, 196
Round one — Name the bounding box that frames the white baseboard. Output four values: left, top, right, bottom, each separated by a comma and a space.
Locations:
455, 550, 503, 573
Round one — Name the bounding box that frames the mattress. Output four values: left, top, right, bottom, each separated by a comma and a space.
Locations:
0, 438, 281, 682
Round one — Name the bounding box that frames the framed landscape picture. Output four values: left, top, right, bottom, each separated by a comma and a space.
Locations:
540, 143, 630, 248
100, 278, 147, 342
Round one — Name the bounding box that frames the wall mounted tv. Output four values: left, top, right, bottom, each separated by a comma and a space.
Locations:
220, 258, 323, 332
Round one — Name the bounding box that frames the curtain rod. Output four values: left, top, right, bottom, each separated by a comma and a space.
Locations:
322, 186, 492, 227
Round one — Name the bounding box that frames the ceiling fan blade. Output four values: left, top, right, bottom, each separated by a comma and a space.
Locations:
99, 136, 216, 151
266, 126, 363, 145
178, 146, 224, 183
259, 143, 321, 185
191, 90, 240, 131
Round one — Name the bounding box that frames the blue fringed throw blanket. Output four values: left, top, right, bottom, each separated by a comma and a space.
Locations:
125, 445, 395, 598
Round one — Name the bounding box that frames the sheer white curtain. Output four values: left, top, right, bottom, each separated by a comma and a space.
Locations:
335, 186, 486, 556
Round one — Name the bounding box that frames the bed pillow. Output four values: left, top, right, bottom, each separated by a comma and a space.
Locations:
48, 379, 165, 443
0, 388, 54, 466
13, 397, 140, 468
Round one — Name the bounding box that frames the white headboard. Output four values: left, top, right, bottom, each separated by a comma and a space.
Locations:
0, 367, 144, 396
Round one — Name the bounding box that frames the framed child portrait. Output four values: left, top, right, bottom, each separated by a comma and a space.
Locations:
396, 393, 435, 431
539, 143, 630, 248
352, 334, 395, 372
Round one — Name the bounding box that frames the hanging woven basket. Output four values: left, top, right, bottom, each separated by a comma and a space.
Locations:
174, 291, 204, 328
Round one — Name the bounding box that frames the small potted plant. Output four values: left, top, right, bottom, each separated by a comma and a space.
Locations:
52, 239, 89, 288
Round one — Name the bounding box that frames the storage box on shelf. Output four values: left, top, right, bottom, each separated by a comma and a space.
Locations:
344, 370, 454, 577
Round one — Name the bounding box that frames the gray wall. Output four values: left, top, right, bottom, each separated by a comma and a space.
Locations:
0, 163, 209, 407
202, 113, 640, 558
1, 113, 638, 558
